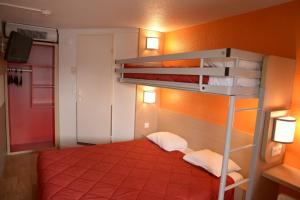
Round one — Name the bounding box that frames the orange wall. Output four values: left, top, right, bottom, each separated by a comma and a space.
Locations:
162, 0, 300, 174
164, 2, 296, 57
162, 1, 297, 134
160, 89, 258, 133
284, 1, 300, 170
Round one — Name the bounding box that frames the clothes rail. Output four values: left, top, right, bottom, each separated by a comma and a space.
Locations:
7, 67, 32, 73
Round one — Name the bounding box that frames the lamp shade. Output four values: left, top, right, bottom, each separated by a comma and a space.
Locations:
143, 91, 156, 104
273, 116, 296, 143
146, 37, 159, 50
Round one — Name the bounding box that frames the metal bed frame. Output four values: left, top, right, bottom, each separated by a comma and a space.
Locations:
115, 48, 265, 200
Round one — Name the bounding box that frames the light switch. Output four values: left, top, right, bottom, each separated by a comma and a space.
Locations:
144, 122, 150, 129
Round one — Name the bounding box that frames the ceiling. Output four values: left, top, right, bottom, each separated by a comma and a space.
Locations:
0, 0, 292, 32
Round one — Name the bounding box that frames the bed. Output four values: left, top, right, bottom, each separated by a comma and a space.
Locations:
116, 48, 263, 96
38, 139, 238, 200
112, 48, 264, 200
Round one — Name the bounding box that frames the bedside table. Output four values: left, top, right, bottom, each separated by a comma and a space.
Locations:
263, 164, 300, 193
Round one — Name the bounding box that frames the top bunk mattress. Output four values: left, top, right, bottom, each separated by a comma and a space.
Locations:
38, 139, 236, 200
123, 59, 261, 87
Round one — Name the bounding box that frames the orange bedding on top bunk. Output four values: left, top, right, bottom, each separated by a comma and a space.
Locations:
123, 64, 210, 84
38, 139, 234, 200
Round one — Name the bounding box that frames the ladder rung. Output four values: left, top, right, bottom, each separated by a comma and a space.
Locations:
235, 107, 260, 112
225, 178, 249, 191
230, 144, 255, 153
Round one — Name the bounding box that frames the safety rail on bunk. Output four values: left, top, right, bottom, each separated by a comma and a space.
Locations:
115, 48, 264, 97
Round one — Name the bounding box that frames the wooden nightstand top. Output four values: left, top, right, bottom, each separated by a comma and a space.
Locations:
263, 164, 300, 193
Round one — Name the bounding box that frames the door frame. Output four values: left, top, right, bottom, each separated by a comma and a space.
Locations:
5, 42, 59, 155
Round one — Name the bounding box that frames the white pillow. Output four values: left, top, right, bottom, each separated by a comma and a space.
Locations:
147, 132, 188, 152
183, 149, 241, 177
228, 172, 244, 183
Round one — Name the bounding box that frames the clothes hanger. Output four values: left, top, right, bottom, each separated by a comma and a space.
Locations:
7, 72, 12, 85
19, 70, 22, 86
13, 69, 19, 86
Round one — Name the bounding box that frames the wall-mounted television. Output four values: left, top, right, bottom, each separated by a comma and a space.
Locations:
4, 31, 33, 63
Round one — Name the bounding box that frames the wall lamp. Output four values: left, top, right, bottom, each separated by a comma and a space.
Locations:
261, 110, 295, 163
143, 91, 156, 104
273, 116, 296, 143
146, 37, 159, 50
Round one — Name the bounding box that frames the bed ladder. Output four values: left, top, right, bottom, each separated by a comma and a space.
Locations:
218, 88, 265, 200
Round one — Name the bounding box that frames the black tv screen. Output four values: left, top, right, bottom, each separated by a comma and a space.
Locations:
5, 31, 33, 63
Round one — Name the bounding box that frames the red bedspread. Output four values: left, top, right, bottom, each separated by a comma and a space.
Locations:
38, 139, 234, 200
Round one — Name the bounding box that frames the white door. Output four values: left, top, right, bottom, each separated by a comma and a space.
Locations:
76, 34, 113, 144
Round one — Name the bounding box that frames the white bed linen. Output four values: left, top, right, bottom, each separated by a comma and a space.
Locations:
204, 60, 260, 69
179, 147, 194, 154
208, 77, 260, 87
181, 149, 244, 183
147, 132, 188, 152
205, 59, 261, 87
228, 171, 244, 183
183, 149, 241, 177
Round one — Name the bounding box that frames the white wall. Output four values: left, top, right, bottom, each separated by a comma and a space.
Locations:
59, 28, 138, 147
112, 32, 138, 142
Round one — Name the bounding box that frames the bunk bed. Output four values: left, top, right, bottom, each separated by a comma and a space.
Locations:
116, 48, 262, 97
115, 48, 265, 200
37, 48, 264, 200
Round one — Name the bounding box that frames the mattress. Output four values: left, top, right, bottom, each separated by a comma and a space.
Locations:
123, 60, 260, 87
38, 139, 236, 200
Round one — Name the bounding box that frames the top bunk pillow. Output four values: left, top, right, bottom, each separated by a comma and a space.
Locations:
147, 132, 188, 152
183, 149, 241, 177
